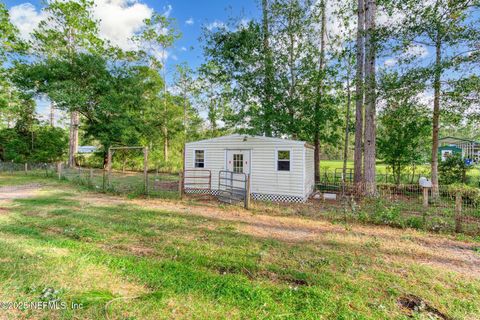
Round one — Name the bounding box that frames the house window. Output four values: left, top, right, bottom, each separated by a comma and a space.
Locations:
277, 150, 290, 171
233, 154, 243, 173
194, 150, 205, 168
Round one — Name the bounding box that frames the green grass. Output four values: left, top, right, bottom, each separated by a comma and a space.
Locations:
0, 174, 49, 186
0, 175, 479, 319
320, 160, 480, 182
321, 159, 480, 175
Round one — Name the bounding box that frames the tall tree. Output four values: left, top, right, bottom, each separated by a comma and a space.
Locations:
136, 12, 180, 162
354, 0, 365, 192
0, 2, 24, 126
313, 0, 328, 182
262, 0, 275, 136
197, 61, 232, 137
377, 72, 430, 185
396, 0, 480, 195
363, 0, 377, 196
31, 0, 104, 167
173, 64, 197, 142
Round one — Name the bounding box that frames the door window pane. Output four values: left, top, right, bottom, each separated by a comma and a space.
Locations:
233, 154, 243, 173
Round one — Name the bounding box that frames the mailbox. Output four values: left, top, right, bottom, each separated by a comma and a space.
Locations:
419, 177, 432, 188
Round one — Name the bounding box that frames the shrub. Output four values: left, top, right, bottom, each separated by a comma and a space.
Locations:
439, 154, 469, 184
405, 217, 423, 229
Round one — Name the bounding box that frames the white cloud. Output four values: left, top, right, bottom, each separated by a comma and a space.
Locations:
180, 46, 187, 51
404, 44, 429, 58
93, 0, 153, 50
163, 4, 172, 18
384, 58, 397, 67
206, 20, 227, 31
9, 3, 46, 40
9, 1, 154, 51
185, 17, 194, 25
151, 47, 169, 62
238, 18, 250, 29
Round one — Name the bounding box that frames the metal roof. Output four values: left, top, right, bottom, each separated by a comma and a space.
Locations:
438, 136, 480, 145
186, 134, 308, 146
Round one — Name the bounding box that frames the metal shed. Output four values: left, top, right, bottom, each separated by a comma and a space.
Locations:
439, 137, 480, 162
184, 134, 315, 202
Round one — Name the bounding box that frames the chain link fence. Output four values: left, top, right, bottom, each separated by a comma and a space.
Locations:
2, 161, 479, 235
316, 180, 480, 236
0, 161, 179, 198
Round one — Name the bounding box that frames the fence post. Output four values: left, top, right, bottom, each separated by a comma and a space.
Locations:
143, 147, 149, 195
179, 171, 184, 200
57, 162, 62, 180
455, 192, 463, 233
422, 187, 429, 208
89, 168, 94, 185
245, 174, 251, 210
107, 148, 112, 188
24, 163, 28, 174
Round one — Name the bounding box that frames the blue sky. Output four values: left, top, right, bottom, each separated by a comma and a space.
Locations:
3, 0, 259, 122
3, 0, 479, 124
4, 0, 259, 73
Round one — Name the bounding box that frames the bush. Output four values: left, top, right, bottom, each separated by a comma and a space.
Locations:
444, 183, 480, 207
405, 217, 423, 229
439, 154, 469, 184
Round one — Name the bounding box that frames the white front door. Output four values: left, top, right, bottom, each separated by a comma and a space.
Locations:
226, 149, 251, 175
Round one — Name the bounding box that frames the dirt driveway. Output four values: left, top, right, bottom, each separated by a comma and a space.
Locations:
1, 183, 479, 279
76, 192, 480, 279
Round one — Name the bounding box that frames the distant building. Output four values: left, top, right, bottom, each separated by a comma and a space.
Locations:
438, 137, 480, 162
77, 146, 97, 154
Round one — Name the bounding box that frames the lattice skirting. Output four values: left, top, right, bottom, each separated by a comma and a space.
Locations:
184, 188, 306, 203
251, 193, 306, 203
184, 188, 221, 196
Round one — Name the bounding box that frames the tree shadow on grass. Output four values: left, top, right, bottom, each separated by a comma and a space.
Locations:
0, 194, 374, 318
2, 192, 474, 318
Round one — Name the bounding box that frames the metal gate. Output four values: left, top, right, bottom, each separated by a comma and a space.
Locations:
183, 169, 212, 196
218, 170, 250, 208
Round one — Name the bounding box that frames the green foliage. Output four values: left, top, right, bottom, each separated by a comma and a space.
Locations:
439, 154, 469, 184
30, 126, 68, 162
31, 0, 104, 58
377, 103, 431, 184
0, 125, 67, 163
201, 0, 341, 145
444, 183, 480, 207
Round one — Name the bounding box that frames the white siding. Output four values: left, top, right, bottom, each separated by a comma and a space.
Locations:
185, 135, 307, 197
304, 146, 315, 198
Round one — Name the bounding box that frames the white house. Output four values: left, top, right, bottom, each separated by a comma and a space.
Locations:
184, 134, 315, 202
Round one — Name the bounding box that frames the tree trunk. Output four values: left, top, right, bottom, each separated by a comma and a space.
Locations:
314, 0, 327, 183
314, 134, 321, 183
162, 47, 169, 163
50, 103, 55, 127
287, 4, 297, 137
163, 133, 168, 162
354, 0, 365, 193
431, 34, 441, 198
363, 0, 376, 196
68, 111, 79, 167
262, 0, 273, 137
342, 67, 352, 197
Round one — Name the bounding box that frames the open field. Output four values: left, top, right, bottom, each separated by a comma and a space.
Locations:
321, 160, 480, 175
0, 174, 480, 319
320, 160, 480, 183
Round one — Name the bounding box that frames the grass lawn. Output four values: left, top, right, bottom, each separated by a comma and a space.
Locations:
0, 174, 479, 319
320, 160, 480, 179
